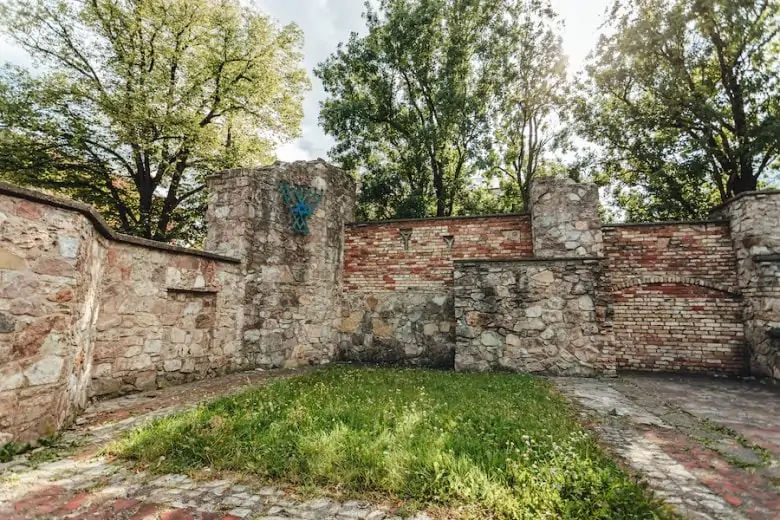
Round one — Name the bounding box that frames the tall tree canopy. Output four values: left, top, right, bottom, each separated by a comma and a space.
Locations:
0, 0, 308, 243
576, 0, 780, 221
486, 0, 569, 211
316, 0, 505, 219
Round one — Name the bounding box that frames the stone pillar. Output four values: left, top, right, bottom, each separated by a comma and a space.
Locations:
529, 177, 603, 258
205, 169, 256, 260
713, 190, 780, 379
207, 160, 356, 369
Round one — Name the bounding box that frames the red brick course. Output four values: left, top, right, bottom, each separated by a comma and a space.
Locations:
603, 222, 737, 289
344, 215, 533, 292
603, 222, 747, 374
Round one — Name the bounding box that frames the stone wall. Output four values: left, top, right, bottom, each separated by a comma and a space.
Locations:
4, 163, 780, 442
207, 160, 355, 369
712, 191, 780, 379
339, 215, 532, 366
0, 192, 103, 442
603, 223, 746, 374
530, 177, 603, 258
454, 259, 605, 375
90, 244, 244, 396
0, 183, 243, 442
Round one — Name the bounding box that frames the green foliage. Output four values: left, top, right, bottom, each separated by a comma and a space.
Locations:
316, 0, 506, 219
110, 367, 674, 519
484, 0, 570, 210
0, 441, 32, 463
0, 0, 309, 243
576, 0, 780, 221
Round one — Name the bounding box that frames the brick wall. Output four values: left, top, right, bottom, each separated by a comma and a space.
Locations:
603, 222, 746, 374
603, 222, 737, 289
611, 284, 745, 373
344, 214, 532, 291
339, 215, 533, 366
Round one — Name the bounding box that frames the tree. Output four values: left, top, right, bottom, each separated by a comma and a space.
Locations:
0, 0, 308, 243
486, 0, 569, 211
576, 0, 780, 221
315, 0, 503, 219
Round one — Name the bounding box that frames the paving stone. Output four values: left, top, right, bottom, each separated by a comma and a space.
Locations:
554, 375, 780, 520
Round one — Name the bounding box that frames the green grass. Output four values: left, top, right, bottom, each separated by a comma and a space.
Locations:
109, 366, 673, 519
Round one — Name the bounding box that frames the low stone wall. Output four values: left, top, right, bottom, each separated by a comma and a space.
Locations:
0, 183, 243, 442
454, 259, 606, 375
91, 244, 244, 396
340, 214, 532, 365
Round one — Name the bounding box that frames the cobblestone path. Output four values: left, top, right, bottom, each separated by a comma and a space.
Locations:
2, 369, 778, 519
554, 374, 780, 520
0, 369, 422, 520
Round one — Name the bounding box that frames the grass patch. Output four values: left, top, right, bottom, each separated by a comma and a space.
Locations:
109, 366, 673, 519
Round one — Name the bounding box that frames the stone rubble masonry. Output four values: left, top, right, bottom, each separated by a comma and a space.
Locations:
206, 160, 356, 370
90, 245, 245, 397
530, 177, 603, 258
0, 190, 103, 442
603, 223, 746, 374
0, 160, 355, 443
454, 259, 605, 375
450, 178, 610, 374
339, 292, 456, 367
339, 215, 532, 365
712, 190, 780, 379
0, 182, 243, 442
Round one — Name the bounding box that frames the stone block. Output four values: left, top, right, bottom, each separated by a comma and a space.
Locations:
25, 356, 65, 386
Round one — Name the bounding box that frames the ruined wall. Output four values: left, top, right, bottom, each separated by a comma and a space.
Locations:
713, 192, 780, 379
90, 245, 244, 396
453, 179, 610, 374
454, 259, 603, 375
207, 160, 355, 369
603, 223, 746, 374
339, 215, 532, 366
0, 190, 103, 442
0, 183, 243, 442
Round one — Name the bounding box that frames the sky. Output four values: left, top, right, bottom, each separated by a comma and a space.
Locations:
0, 0, 613, 162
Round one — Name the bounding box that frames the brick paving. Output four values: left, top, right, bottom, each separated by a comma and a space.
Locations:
555, 374, 780, 520
2, 369, 780, 519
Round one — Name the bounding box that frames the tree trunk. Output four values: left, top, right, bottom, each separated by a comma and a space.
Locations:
433, 162, 446, 217
729, 173, 758, 196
